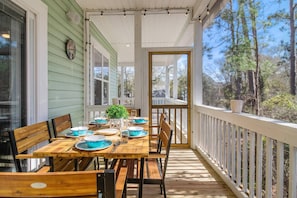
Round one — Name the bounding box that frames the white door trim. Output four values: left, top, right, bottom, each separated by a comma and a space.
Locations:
11, 0, 48, 123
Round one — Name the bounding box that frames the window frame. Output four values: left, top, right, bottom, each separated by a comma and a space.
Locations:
89, 36, 110, 105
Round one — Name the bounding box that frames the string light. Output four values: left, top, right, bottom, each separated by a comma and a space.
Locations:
91, 8, 191, 16
206, 6, 210, 15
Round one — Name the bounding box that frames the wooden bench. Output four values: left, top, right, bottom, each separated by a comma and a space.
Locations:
0, 169, 127, 198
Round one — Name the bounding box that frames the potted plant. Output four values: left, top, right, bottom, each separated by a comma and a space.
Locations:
106, 104, 128, 119
106, 105, 128, 129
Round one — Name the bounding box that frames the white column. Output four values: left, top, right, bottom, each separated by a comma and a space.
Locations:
192, 20, 203, 148
193, 21, 203, 105
173, 58, 178, 99
134, 12, 148, 116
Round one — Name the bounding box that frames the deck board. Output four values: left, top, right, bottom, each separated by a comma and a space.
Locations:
126, 148, 236, 198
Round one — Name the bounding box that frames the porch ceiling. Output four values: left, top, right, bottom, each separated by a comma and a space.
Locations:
76, 0, 216, 65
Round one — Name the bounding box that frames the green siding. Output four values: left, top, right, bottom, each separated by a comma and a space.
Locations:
43, 0, 118, 125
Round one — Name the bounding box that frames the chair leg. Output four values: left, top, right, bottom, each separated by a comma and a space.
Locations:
162, 182, 167, 198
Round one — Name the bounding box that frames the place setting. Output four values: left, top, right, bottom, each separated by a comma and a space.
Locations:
74, 135, 113, 151
123, 126, 148, 138
131, 117, 148, 125
65, 126, 94, 138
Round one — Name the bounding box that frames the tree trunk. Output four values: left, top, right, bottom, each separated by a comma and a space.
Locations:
290, 0, 296, 95
249, 0, 260, 115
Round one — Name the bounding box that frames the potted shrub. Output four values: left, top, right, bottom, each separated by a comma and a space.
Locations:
106, 104, 128, 119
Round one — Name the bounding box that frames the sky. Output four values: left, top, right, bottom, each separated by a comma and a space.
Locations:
202, 0, 290, 82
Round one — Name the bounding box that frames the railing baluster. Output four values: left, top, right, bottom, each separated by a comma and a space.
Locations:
256, 134, 263, 198
236, 127, 241, 188
276, 141, 284, 198
231, 124, 236, 181
265, 137, 273, 198
249, 132, 255, 198
289, 146, 297, 198
242, 129, 248, 193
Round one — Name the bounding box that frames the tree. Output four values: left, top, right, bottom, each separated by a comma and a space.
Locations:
289, 0, 296, 95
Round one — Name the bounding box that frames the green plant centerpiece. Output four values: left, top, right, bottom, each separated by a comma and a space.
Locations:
106, 104, 128, 119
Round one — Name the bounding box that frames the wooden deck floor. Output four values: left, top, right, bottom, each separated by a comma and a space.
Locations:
127, 148, 236, 198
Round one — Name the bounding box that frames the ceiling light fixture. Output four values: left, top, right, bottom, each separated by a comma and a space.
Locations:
1, 33, 10, 39
185, 8, 189, 16
167, 9, 170, 15
100, 11, 104, 16
198, 16, 202, 23
143, 9, 147, 17
206, 6, 210, 15
123, 9, 126, 17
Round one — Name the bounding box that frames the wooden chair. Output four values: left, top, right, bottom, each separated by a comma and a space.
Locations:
9, 121, 52, 172
51, 114, 95, 171
149, 113, 166, 153
127, 120, 173, 198
9, 121, 75, 172
0, 169, 127, 198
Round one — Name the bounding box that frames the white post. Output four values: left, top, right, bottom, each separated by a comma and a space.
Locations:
192, 20, 203, 147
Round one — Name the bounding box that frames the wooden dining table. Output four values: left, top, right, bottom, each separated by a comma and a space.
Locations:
33, 119, 149, 198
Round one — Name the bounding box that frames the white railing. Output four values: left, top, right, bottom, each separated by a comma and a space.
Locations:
193, 105, 297, 198
84, 105, 109, 122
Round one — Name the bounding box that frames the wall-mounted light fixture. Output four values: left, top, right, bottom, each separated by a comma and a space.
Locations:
66, 10, 81, 25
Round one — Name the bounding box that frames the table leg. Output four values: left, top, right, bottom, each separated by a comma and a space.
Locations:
49, 157, 54, 172
74, 159, 79, 171
138, 158, 144, 198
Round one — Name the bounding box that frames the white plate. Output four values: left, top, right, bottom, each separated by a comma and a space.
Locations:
95, 128, 119, 136
75, 140, 112, 151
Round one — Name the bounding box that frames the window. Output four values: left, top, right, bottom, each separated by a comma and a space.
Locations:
117, 66, 135, 106
91, 40, 110, 105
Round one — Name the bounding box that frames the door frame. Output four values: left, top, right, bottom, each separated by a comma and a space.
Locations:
148, 49, 192, 148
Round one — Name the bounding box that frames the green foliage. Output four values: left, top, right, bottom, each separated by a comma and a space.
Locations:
106, 105, 128, 119
262, 94, 297, 123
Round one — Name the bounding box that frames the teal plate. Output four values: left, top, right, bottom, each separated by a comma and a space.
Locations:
132, 120, 147, 125
89, 120, 108, 125
65, 130, 93, 138
75, 140, 112, 151
128, 130, 148, 138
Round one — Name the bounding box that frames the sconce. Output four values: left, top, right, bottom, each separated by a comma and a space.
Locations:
66, 10, 81, 25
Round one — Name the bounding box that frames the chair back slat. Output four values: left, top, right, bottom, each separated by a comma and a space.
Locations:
0, 170, 116, 198
159, 120, 171, 148
12, 121, 50, 154
52, 114, 72, 137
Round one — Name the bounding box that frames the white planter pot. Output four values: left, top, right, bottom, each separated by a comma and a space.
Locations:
230, 100, 243, 113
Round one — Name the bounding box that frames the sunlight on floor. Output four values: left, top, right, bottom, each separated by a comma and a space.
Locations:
127, 148, 236, 198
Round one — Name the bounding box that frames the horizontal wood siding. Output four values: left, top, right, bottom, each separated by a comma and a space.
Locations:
44, 0, 84, 124
90, 22, 118, 101
44, 0, 117, 125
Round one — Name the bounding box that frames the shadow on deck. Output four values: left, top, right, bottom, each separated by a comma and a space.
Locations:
127, 148, 236, 198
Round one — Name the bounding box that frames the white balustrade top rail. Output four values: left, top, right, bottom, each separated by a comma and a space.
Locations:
193, 105, 297, 198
